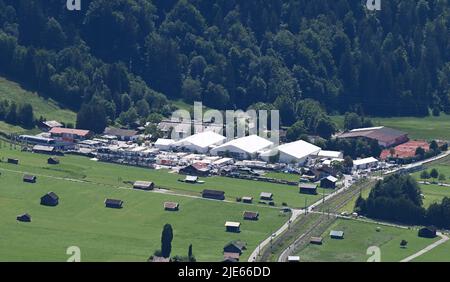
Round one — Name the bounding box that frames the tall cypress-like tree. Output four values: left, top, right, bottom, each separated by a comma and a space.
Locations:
161, 224, 173, 258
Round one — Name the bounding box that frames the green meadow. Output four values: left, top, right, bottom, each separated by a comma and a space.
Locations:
0, 157, 288, 262
0, 76, 76, 132
297, 219, 439, 262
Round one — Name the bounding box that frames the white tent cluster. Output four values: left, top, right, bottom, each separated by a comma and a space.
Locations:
155, 132, 343, 164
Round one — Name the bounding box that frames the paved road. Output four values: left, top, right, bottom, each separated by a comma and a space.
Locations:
400, 232, 449, 262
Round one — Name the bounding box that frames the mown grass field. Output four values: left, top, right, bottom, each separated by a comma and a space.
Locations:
297, 219, 439, 262
331, 114, 450, 141
0, 153, 289, 262
0, 144, 329, 209
0, 77, 76, 129
412, 240, 450, 262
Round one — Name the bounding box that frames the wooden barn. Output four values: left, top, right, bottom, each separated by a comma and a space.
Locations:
16, 213, 31, 222
418, 227, 437, 238
242, 196, 253, 204
330, 230, 344, 239
202, 189, 225, 200
164, 202, 179, 211
320, 175, 338, 189
133, 181, 154, 191
7, 158, 19, 165
243, 211, 259, 221
223, 252, 240, 262
40, 192, 59, 206
310, 237, 323, 245
105, 198, 123, 209
299, 183, 318, 195
223, 241, 247, 255
23, 175, 37, 183
47, 157, 60, 165
260, 192, 273, 201
225, 221, 241, 233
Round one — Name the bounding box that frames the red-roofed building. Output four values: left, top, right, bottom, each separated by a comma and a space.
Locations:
380, 140, 429, 160
49, 127, 92, 143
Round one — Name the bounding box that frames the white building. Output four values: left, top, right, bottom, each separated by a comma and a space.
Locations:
261, 140, 321, 164
353, 157, 379, 170
171, 131, 226, 153
210, 135, 274, 160
317, 150, 344, 159
154, 139, 175, 151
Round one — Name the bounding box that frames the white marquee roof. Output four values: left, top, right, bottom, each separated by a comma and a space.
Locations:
277, 140, 321, 160
172, 131, 226, 149
212, 135, 273, 154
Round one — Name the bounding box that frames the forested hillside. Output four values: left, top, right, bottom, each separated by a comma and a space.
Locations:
0, 0, 449, 132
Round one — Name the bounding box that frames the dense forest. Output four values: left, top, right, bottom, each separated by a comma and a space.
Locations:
0, 0, 449, 133
356, 174, 450, 229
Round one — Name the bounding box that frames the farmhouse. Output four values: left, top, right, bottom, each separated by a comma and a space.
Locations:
202, 189, 225, 200
105, 198, 123, 209
321, 175, 338, 189
310, 237, 323, 245
171, 131, 226, 153
243, 211, 259, 221
49, 127, 91, 143
223, 241, 247, 255
260, 192, 273, 201
299, 183, 318, 195
330, 230, 344, 239
47, 157, 60, 165
418, 227, 437, 238
40, 192, 59, 206
164, 202, 179, 211
261, 140, 321, 164
338, 126, 408, 148
133, 181, 155, 190
179, 163, 210, 176
353, 157, 379, 170
16, 213, 31, 222
210, 135, 273, 160
23, 175, 37, 183
40, 120, 63, 131
225, 221, 241, 233
154, 138, 176, 150
103, 127, 139, 141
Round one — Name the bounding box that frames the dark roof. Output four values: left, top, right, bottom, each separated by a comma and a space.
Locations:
338, 127, 407, 143
104, 127, 138, 137
202, 189, 225, 196
224, 240, 247, 251
105, 198, 123, 205
45, 192, 59, 200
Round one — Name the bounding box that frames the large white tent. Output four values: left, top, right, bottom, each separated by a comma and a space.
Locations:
261, 140, 321, 164
210, 135, 274, 159
171, 131, 226, 153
